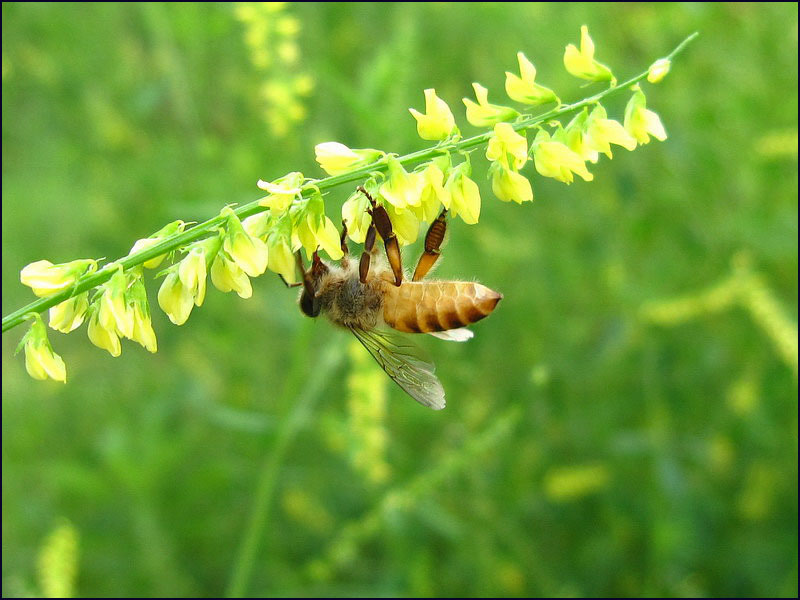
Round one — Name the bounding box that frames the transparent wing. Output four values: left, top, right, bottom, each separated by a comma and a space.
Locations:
428, 327, 474, 342
349, 326, 446, 410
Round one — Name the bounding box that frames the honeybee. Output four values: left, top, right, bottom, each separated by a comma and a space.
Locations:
294, 187, 502, 409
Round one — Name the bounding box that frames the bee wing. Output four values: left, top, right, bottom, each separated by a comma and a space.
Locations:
349, 326, 446, 410
428, 327, 474, 342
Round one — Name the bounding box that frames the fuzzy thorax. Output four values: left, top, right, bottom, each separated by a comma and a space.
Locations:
306, 259, 387, 330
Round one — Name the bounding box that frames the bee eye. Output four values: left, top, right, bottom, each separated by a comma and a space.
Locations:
299, 291, 320, 318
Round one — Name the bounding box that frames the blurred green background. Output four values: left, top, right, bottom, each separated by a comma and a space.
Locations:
2, 2, 797, 597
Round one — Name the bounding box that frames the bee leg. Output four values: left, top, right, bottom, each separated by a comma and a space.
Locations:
339, 220, 351, 267
296, 251, 322, 317
340, 221, 349, 255
295, 252, 315, 296
311, 250, 329, 278
413, 209, 447, 281
358, 186, 403, 286
359, 222, 376, 284
279, 275, 302, 288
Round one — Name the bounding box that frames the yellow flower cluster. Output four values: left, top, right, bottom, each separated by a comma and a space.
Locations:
14, 25, 677, 382
235, 2, 314, 138
317, 27, 667, 247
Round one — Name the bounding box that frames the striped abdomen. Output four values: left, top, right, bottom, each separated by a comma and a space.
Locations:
382, 281, 502, 333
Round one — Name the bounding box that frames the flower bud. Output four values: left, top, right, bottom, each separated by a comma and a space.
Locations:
178, 247, 208, 307
158, 269, 195, 326
380, 156, 424, 209
20, 259, 97, 297
563, 25, 616, 84
463, 83, 519, 128
409, 88, 456, 141
98, 267, 134, 339
48, 293, 89, 333
266, 232, 297, 283
486, 123, 529, 170
532, 129, 594, 184
445, 164, 481, 224
314, 143, 383, 176
87, 304, 122, 356
505, 52, 558, 105
211, 252, 253, 299
257, 171, 304, 214
584, 105, 636, 158
647, 58, 671, 84
342, 190, 372, 244
222, 208, 269, 277
127, 220, 186, 269
624, 88, 667, 145
19, 315, 67, 382
127, 276, 157, 353
490, 162, 533, 204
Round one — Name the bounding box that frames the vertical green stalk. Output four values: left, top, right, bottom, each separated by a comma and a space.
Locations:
225, 321, 342, 597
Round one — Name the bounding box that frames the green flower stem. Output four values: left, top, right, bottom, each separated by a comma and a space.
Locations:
1, 32, 697, 335
225, 325, 343, 598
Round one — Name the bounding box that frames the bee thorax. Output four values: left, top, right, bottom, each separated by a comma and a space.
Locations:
317, 269, 385, 329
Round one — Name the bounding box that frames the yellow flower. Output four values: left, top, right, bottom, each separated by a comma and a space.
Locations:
87, 304, 122, 356
25, 340, 67, 382
127, 220, 186, 269
584, 105, 636, 158
486, 123, 529, 170
48, 293, 89, 333
341, 190, 372, 244
242, 213, 270, 239
257, 171, 304, 214
490, 162, 533, 204
383, 203, 420, 245
445, 167, 481, 224
563, 25, 616, 85
127, 276, 157, 353
314, 142, 383, 176
624, 87, 667, 145
128, 238, 167, 270
532, 129, 594, 184
98, 267, 134, 339
131, 306, 157, 353
463, 83, 519, 128
413, 162, 449, 223
158, 270, 195, 326
380, 156, 424, 209
178, 247, 208, 307
20, 259, 97, 298
647, 58, 671, 84
409, 88, 456, 141
211, 252, 253, 299
20, 316, 67, 382
222, 208, 269, 277
292, 192, 345, 260
266, 230, 297, 283
504, 52, 558, 105
296, 213, 344, 261
563, 110, 599, 163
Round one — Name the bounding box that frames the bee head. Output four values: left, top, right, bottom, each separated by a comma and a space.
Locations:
298, 253, 328, 318
299, 289, 321, 318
